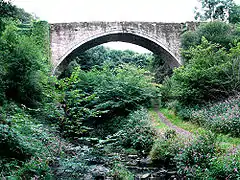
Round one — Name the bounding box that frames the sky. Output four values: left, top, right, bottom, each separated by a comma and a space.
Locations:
12, 0, 199, 23
11, 0, 240, 53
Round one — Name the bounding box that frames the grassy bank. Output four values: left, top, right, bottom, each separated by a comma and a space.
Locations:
160, 108, 240, 149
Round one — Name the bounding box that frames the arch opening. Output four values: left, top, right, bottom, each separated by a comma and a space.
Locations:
53, 32, 181, 75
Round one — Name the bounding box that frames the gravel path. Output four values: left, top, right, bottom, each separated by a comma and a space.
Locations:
154, 107, 192, 137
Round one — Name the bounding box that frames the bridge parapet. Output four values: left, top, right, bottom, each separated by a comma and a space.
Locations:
50, 21, 198, 73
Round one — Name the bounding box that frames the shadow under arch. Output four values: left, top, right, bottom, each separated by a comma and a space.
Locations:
53, 32, 181, 75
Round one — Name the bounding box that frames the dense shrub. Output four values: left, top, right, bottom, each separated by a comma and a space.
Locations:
0, 0, 33, 33
0, 21, 50, 107
150, 130, 185, 165
58, 64, 158, 137
197, 22, 237, 51
89, 64, 157, 115
0, 103, 57, 178
175, 131, 217, 178
163, 37, 240, 105
56, 68, 98, 137
109, 163, 134, 180
207, 147, 240, 179
181, 31, 200, 51
116, 108, 156, 153
87, 108, 157, 154
0, 124, 33, 160
178, 94, 240, 137
0, 56, 6, 104
172, 131, 240, 179
62, 45, 152, 76
181, 22, 239, 61
171, 21, 240, 107
229, 4, 240, 24
150, 54, 173, 84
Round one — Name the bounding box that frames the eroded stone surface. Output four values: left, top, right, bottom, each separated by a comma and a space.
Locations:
50, 21, 198, 73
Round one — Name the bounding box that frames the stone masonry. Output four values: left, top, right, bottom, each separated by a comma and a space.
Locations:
50, 21, 197, 73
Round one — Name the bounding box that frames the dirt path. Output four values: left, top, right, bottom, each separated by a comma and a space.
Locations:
153, 107, 192, 137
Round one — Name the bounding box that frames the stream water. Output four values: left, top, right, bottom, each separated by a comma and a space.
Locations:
82, 144, 180, 180
52, 139, 180, 180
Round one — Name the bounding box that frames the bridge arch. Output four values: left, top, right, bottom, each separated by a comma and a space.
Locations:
53, 31, 181, 74
50, 22, 199, 75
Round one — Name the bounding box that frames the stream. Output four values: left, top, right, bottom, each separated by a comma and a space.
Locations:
52, 138, 180, 180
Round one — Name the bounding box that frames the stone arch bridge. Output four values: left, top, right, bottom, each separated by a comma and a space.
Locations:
50, 21, 197, 74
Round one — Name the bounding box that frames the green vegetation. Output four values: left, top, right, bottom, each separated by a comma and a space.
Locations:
149, 130, 240, 179
177, 38, 239, 104
181, 21, 239, 54
194, 0, 240, 23
116, 108, 156, 153
62, 45, 153, 76
178, 94, 240, 137
57, 64, 158, 137
109, 163, 134, 180
163, 22, 240, 105
150, 130, 184, 165
62, 46, 171, 84
160, 108, 240, 146
161, 20, 240, 140
149, 108, 169, 129
157, 9, 240, 179
0, 21, 50, 107
0, 102, 58, 177
0, 2, 160, 178
0, 1, 57, 178
0, 0, 240, 179
160, 108, 205, 133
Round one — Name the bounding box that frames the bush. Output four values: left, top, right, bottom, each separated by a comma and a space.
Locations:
0, 58, 6, 104
116, 108, 156, 153
178, 94, 240, 137
181, 22, 238, 55
0, 0, 33, 33
176, 106, 195, 121
150, 54, 173, 84
181, 21, 240, 65
166, 21, 240, 107
58, 64, 158, 137
150, 131, 184, 165
0, 21, 50, 107
92, 64, 157, 115
63, 45, 152, 74
0, 124, 33, 160
57, 69, 97, 137
109, 163, 134, 180
181, 31, 200, 52
174, 131, 217, 178
163, 37, 240, 105
197, 22, 237, 51
207, 147, 240, 179
16, 158, 53, 178
0, 103, 58, 178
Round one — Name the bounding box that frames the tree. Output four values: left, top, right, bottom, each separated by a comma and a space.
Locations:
57, 64, 158, 137
0, 21, 50, 107
166, 37, 239, 104
0, 0, 18, 19
181, 21, 239, 63
228, 4, 240, 24
0, 0, 32, 21
61, 45, 153, 77
0, 0, 33, 33
194, 0, 234, 21
150, 54, 173, 84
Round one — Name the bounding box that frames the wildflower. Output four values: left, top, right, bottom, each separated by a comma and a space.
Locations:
234, 168, 238, 173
